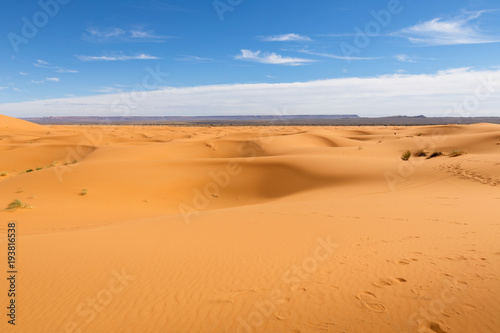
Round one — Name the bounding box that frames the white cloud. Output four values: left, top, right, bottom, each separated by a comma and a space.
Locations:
83, 27, 125, 41
175, 55, 214, 63
33, 59, 78, 73
31, 77, 60, 84
129, 29, 168, 40
5, 68, 500, 118
395, 54, 415, 62
77, 54, 160, 61
90, 87, 122, 93
394, 10, 500, 45
19, 72, 28, 76
83, 27, 169, 42
259, 33, 312, 42
299, 48, 380, 61
35, 59, 48, 66
0, 87, 7, 90
235, 49, 315, 66
56, 68, 79, 73
130, 30, 151, 38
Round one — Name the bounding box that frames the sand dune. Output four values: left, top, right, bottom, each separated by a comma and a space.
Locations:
1, 117, 499, 332
0, 114, 47, 132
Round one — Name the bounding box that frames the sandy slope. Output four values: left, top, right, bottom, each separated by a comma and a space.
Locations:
0, 115, 499, 333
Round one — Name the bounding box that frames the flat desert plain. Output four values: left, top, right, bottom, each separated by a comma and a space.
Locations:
1, 114, 499, 333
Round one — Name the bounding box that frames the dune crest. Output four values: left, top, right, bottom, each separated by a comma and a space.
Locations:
0, 114, 46, 131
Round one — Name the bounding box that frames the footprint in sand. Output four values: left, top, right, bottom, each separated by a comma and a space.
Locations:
395, 258, 412, 265
373, 277, 407, 287
273, 310, 290, 320
462, 303, 477, 314
356, 291, 385, 313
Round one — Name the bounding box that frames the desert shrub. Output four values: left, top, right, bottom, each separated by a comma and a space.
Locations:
401, 150, 411, 161
64, 160, 78, 166
0, 172, 7, 177
449, 149, 465, 157
7, 199, 32, 210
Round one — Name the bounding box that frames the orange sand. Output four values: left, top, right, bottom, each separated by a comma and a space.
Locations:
0, 114, 499, 332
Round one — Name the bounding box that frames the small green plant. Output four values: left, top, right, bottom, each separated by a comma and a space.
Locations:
449, 149, 465, 157
426, 151, 443, 159
64, 159, 78, 166
26, 169, 34, 173
401, 150, 411, 161
80, 189, 88, 196
413, 149, 427, 157
0, 172, 7, 177
36, 167, 43, 171
7, 199, 32, 210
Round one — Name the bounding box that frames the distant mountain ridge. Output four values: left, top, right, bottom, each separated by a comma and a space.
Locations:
22, 115, 500, 126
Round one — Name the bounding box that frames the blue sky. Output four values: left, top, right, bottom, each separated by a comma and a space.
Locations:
1, 0, 500, 117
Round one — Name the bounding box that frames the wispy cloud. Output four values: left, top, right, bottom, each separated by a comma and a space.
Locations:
235, 49, 315, 66
55, 68, 79, 73
299, 49, 380, 61
76, 54, 160, 61
19, 72, 28, 76
175, 55, 215, 63
84, 27, 124, 41
393, 10, 500, 45
90, 87, 122, 94
31, 77, 60, 84
258, 33, 312, 42
35, 59, 49, 66
0, 84, 24, 92
395, 54, 415, 62
34, 59, 78, 73
82, 27, 170, 42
